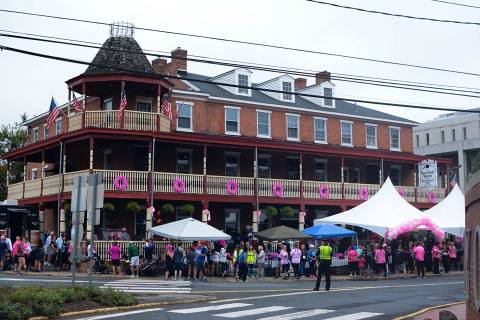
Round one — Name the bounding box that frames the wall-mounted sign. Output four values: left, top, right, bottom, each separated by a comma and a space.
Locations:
419, 159, 438, 188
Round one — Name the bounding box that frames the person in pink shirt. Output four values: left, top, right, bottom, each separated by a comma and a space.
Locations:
347, 246, 359, 277
374, 244, 387, 277
279, 245, 290, 280
414, 241, 426, 278
290, 244, 301, 280
448, 242, 457, 271
12, 236, 21, 275
108, 242, 121, 276
431, 243, 441, 274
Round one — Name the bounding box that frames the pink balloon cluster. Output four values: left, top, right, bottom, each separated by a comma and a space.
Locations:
386, 216, 445, 240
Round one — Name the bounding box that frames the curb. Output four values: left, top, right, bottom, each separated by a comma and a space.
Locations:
393, 300, 465, 320
28, 296, 216, 320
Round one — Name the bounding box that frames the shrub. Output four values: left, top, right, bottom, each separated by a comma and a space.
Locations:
96, 289, 137, 306
126, 201, 141, 213
265, 206, 278, 218
0, 300, 32, 320
280, 206, 294, 218
161, 203, 175, 215
180, 204, 195, 216
104, 202, 115, 211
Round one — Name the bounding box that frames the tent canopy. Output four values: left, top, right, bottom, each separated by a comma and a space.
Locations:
255, 225, 312, 240
148, 218, 231, 241
422, 184, 465, 237
303, 224, 357, 239
315, 177, 422, 236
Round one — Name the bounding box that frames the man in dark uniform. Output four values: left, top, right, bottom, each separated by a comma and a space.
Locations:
313, 240, 333, 291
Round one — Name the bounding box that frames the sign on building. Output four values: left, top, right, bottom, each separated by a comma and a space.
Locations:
419, 159, 438, 188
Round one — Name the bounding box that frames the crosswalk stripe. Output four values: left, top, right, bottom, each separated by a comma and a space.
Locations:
101, 286, 191, 290
73, 308, 164, 320
104, 289, 192, 294
169, 303, 253, 314
100, 279, 191, 294
256, 309, 334, 320
322, 312, 383, 320
214, 306, 294, 318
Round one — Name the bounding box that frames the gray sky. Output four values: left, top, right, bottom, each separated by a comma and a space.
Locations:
1, 0, 480, 126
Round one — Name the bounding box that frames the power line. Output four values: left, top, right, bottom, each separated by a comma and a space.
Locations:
305, 0, 480, 25
2, 31, 480, 99
430, 0, 480, 9
0, 43, 478, 114
1, 9, 480, 78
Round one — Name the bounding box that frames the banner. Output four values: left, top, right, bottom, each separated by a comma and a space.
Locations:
418, 159, 438, 188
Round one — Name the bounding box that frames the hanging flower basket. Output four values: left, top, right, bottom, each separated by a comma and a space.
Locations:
319, 184, 330, 199
172, 178, 186, 193
113, 175, 128, 191
272, 182, 284, 197
358, 186, 369, 200
398, 187, 406, 198
427, 191, 437, 203
226, 179, 239, 195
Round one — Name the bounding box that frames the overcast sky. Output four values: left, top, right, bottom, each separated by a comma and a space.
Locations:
1, 0, 480, 126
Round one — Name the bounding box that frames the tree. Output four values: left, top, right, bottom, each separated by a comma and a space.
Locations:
280, 206, 294, 218
180, 204, 195, 216
0, 114, 28, 200
265, 206, 278, 228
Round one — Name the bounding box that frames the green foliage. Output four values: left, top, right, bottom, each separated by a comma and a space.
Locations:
63, 202, 71, 213
265, 206, 278, 218
161, 203, 175, 215
180, 203, 195, 216
125, 201, 141, 213
95, 289, 137, 306
280, 206, 294, 218
103, 202, 115, 211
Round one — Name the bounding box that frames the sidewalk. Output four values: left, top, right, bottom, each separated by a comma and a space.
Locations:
397, 301, 465, 320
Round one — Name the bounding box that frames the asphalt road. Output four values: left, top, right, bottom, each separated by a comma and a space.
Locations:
0, 273, 465, 320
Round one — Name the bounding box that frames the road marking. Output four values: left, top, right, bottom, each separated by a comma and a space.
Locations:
169, 303, 252, 314
74, 308, 164, 320
101, 286, 191, 291
256, 308, 334, 320
322, 312, 383, 320
214, 306, 293, 318
100, 279, 192, 294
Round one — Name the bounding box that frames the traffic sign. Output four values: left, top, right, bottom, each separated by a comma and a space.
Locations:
71, 175, 87, 213
70, 223, 83, 263
87, 173, 104, 211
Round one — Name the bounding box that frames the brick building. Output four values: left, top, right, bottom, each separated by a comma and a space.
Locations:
3, 28, 451, 240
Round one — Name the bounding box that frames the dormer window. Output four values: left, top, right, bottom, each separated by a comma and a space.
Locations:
238, 74, 249, 94
324, 87, 333, 106
282, 82, 292, 101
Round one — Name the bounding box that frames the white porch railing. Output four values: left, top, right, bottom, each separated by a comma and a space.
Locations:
303, 180, 343, 199
95, 170, 149, 192
417, 188, 446, 204
63, 170, 90, 193
258, 178, 300, 198
124, 110, 156, 131
7, 182, 23, 200
207, 175, 255, 196
23, 179, 41, 198
396, 186, 416, 202
85, 111, 120, 129
42, 175, 62, 196
344, 183, 380, 200
68, 113, 83, 132
153, 172, 204, 194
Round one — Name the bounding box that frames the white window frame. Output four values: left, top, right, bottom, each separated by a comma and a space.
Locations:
176, 101, 193, 132
365, 123, 377, 149
55, 118, 62, 136
225, 151, 241, 176
314, 159, 328, 181
135, 96, 153, 112
176, 148, 193, 174
256, 109, 271, 139
237, 73, 250, 96
31, 168, 38, 180
314, 117, 327, 144
103, 97, 113, 111
415, 134, 419, 147
286, 113, 300, 141
281, 81, 294, 102
389, 126, 401, 151
224, 106, 241, 135
340, 120, 353, 147
43, 126, 49, 140
32, 127, 39, 143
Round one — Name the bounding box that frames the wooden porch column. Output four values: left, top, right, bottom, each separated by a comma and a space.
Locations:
203, 145, 207, 194
299, 153, 304, 198
414, 163, 418, 202
67, 87, 71, 116
89, 137, 94, 173
253, 147, 259, 233
40, 150, 45, 196
379, 157, 384, 184
146, 140, 153, 233
5, 160, 9, 186
202, 201, 210, 224
341, 156, 345, 199
39, 203, 45, 233
81, 82, 86, 128
156, 85, 162, 131
299, 203, 306, 231
120, 81, 126, 129
22, 156, 26, 199
59, 201, 66, 234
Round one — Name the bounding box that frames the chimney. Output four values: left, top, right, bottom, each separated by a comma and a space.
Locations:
152, 58, 168, 74
315, 71, 331, 85
294, 78, 307, 90
171, 47, 187, 72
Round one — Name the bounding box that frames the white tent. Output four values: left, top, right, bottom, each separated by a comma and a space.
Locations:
148, 218, 231, 241
422, 184, 465, 237
315, 177, 422, 236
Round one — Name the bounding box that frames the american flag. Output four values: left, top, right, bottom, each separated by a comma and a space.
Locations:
71, 92, 84, 112
450, 174, 458, 188
45, 97, 60, 129
118, 89, 127, 119
162, 89, 173, 120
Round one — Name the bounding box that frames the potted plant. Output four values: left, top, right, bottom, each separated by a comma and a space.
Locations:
125, 201, 141, 214
265, 206, 278, 228
180, 203, 195, 217
280, 206, 294, 218
103, 202, 115, 227
161, 203, 174, 215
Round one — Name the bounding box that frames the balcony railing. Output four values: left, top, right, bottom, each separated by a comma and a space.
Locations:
8, 170, 447, 204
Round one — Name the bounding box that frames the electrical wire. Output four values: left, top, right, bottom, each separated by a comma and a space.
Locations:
1, 8, 480, 77
429, 0, 480, 9
0, 43, 478, 114
2, 31, 480, 99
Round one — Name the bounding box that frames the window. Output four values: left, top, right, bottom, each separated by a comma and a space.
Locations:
452, 128, 456, 142
55, 118, 62, 136
103, 148, 112, 170
135, 211, 146, 237
426, 133, 430, 146
136, 98, 152, 112
389, 127, 401, 151
257, 155, 271, 178
341, 121, 352, 146
176, 150, 192, 174
314, 118, 327, 143
31, 168, 38, 180
176, 103, 192, 131
282, 82, 292, 101
389, 166, 402, 185
286, 114, 299, 141
287, 158, 299, 180
324, 87, 333, 106
225, 107, 240, 135
416, 135, 419, 147
441, 131, 445, 143
32, 127, 39, 143
365, 124, 377, 148
238, 74, 249, 94
463, 127, 467, 140
134, 145, 148, 171
353, 168, 360, 183
257, 110, 271, 138
103, 98, 113, 111
43, 126, 49, 140
225, 153, 240, 177
315, 159, 327, 181
225, 209, 240, 234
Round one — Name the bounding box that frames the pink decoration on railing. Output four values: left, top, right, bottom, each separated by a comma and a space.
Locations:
387, 216, 445, 240
319, 184, 330, 199
398, 188, 406, 198
204, 209, 211, 221
226, 179, 239, 195
427, 191, 437, 203
272, 182, 284, 197
300, 211, 306, 217
113, 175, 128, 191
256, 210, 262, 217
172, 178, 186, 193
359, 186, 369, 200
